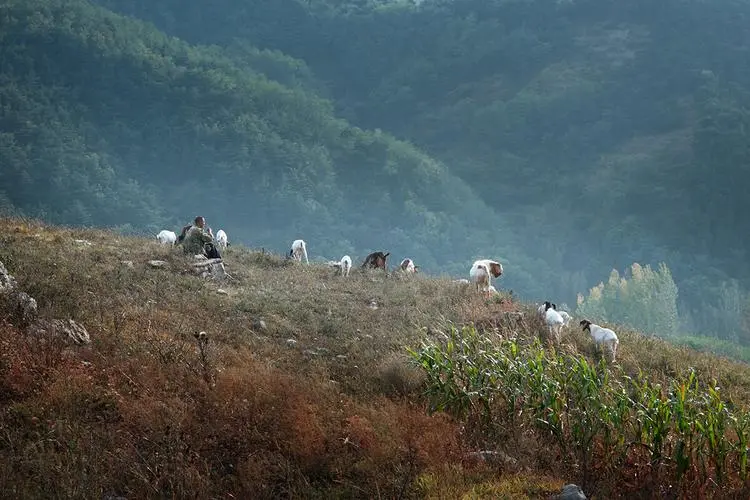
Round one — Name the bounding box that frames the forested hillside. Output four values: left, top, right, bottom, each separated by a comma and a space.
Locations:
0, 0, 564, 298
92, 0, 750, 340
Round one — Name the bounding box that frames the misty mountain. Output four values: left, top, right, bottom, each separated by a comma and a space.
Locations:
3, 0, 750, 340
92, 0, 750, 339
0, 0, 562, 298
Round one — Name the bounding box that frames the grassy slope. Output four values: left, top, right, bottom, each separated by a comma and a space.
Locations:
2, 216, 750, 498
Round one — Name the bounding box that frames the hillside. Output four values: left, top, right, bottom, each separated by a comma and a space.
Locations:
0, 0, 563, 296
91, 0, 750, 341
3, 218, 750, 498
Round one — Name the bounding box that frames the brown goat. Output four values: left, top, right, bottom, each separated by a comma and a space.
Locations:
361, 251, 390, 270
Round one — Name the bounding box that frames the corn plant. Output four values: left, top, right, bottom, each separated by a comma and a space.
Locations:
525, 346, 568, 455
729, 410, 750, 482
408, 325, 500, 429
409, 330, 471, 417
596, 374, 632, 474
669, 369, 699, 484
564, 356, 610, 484
487, 339, 526, 431
409, 321, 750, 493
696, 383, 731, 485
630, 375, 673, 486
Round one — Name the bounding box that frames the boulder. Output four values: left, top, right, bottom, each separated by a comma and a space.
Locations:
0, 262, 38, 327
30, 319, 91, 345
0, 261, 18, 291
191, 258, 228, 280
556, 484, 586, 500
1, 260, 90, 344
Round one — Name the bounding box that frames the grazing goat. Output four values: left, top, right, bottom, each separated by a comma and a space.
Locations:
340, 255, 352, 276
399, 258, 418, 273
290, 239, 309, 264
559, 310, 572, 327
543, 301, 564, 345
215, 229, 229, 250
361, 252, 390, 270
580, 319, 619, 362
537, 302, 552, 317
156, 230, 177, 246
538, 302, 572, 326
328, 255, 353, 277
470, 259, 503, 297
470, 262, 490, 294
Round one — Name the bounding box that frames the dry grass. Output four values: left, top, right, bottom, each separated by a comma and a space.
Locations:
1, 216, 750, 498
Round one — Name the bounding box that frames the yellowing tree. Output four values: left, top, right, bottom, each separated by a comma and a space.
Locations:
576, 262, 679, 336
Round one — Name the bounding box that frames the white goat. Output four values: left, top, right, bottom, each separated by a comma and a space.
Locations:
290, 239, 309, 264
543, 301, 564, 345
470, 262, 490, 293
537, 303, 547, 317
156, 230, 177, 246
580, 319, 619, 362
469, 259, 503, 296
399, 258, 418, 273
328, 255, 352, 277
559, 310, 573, 327
215, 229, 229, 250
340, 255, 352, 276
538, 302, 572, 327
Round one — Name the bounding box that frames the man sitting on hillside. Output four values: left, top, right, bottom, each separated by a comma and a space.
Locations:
180, 216, 221, 259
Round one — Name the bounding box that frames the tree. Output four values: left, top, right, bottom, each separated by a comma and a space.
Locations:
576, 262, 679, 336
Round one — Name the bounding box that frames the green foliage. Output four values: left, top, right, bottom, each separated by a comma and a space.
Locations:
410, 323, 750, 492
576, 263, 680, 336
0, 0, 560, 294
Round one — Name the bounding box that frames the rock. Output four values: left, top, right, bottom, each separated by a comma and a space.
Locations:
368, 300, 379, 310
0, 262, 38, 328
216, 289, 229, 295
12, 291, 38, 328
286, 339, 298, 347
191, 258, 228, 280
120, 260, 134, 268
73, 239, 92, 246
51, 319, 90, 345
252, 319, 267, 331
0, 261, 18, 292
210, 261, 227, 279
148, 260, 167, 268
555, 484, 586, 500
0, 260, 89, 344
30, 319, 91, 345
335, 354, 348, 360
